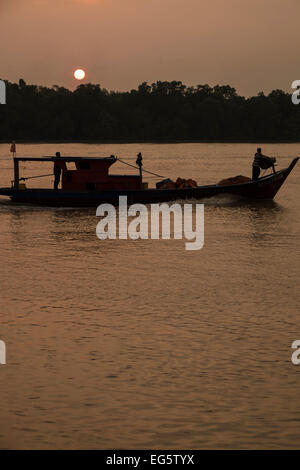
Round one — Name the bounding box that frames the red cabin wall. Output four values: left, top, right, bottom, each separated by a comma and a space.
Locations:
61, 159, 141, 191
62, 173, 141, 191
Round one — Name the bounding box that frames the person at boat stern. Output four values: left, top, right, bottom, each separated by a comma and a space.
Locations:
54, 151, 62, 189
252, 148, 263, 180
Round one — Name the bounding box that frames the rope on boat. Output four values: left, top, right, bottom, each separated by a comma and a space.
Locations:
20, 173, 53, 181
116, 157, 165, 179
11, 173, 53, 184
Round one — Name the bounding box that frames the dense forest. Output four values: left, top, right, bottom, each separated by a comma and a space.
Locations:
0, 79, 300, 141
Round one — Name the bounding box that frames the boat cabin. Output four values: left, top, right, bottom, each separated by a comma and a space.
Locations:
13, 156, 142, 191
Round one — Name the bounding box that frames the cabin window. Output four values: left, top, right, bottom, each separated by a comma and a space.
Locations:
79, 161, 91, 170
66, 162, 76, 171
86, 182, 95, 191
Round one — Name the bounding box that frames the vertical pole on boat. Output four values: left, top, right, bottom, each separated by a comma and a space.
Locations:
13, 158, 19, 190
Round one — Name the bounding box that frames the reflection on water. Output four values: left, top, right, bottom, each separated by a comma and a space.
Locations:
0, 143, 299, 449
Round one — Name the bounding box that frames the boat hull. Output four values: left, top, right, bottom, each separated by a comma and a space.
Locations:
0, 158, 298, 207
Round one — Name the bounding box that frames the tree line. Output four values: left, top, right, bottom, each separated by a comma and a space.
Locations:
0, 79, 299, 141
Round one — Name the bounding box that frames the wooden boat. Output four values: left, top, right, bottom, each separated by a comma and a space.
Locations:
0, 155, 298, 207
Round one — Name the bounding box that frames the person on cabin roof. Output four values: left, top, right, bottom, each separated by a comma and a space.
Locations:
136, 152, 143, 168
53, 151, 62, 189
136, 153, 143, 185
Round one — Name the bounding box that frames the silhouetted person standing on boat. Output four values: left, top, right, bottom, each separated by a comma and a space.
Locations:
253, 148, 263, 180
136, 152, 143, 169
136, 152, 143, 185
253, 148, 277, 181
54, 152, 62, 189
253, 148, 276, 180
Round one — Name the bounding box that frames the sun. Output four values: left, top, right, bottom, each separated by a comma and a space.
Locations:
74, 69, 86, 81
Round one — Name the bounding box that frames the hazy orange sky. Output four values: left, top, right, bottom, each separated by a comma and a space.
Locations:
1, 0, 299, 95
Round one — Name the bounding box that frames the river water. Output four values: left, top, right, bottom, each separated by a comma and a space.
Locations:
0, 142, 299, 449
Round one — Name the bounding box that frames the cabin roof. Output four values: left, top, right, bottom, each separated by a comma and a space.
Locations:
13, 156, 117, 162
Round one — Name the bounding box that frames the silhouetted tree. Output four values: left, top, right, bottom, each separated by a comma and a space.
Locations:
0, 79, 299, 141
